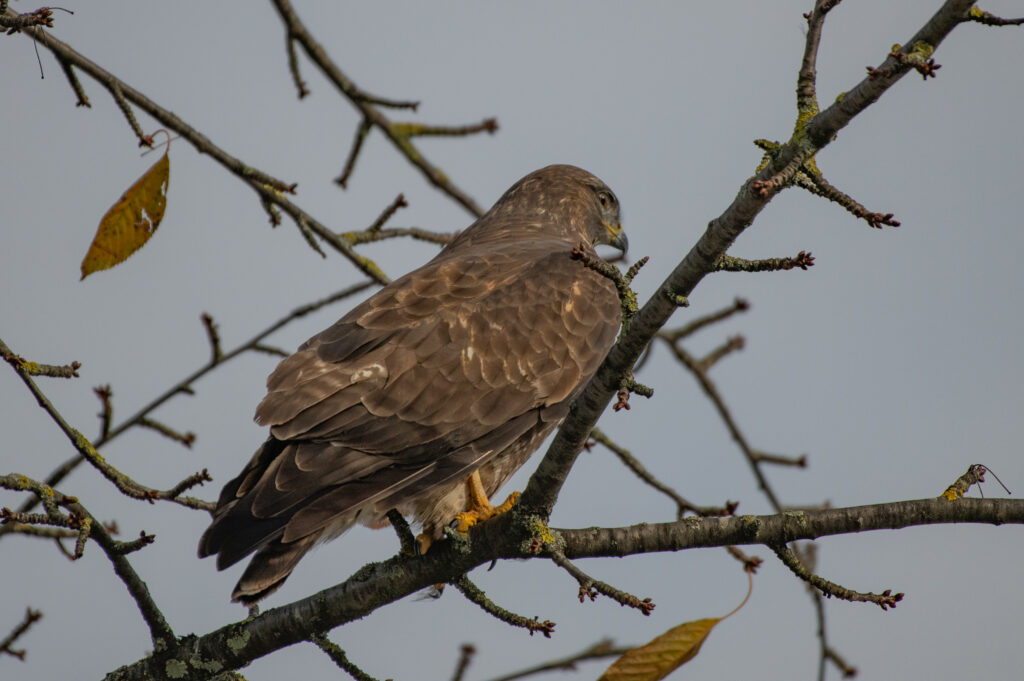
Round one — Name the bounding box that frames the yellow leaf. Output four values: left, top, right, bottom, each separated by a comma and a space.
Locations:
80, 149, 169, 279
599, 570, 754, 681
597, 617, 720, 681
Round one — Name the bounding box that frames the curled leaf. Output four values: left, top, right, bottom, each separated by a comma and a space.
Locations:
80, 146, 169, 279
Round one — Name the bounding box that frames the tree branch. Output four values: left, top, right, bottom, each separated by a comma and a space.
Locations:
518, 0, 978, 519
270, 0, 488, 217
102, 496, 1023, 680
0, 282, 374, 532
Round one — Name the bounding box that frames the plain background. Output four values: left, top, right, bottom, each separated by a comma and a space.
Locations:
2, 2, 1022, 679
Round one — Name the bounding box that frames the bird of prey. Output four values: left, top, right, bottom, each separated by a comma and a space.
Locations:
198, 164, 628, 604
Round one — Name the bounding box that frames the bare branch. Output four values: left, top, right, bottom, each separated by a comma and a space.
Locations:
335, 118, 372, 188
343, 225, 455, 247
449, 644, 475, 681
270, 0, 487, 216
548, 548, 654, 616
0, 474, 174, 648
715, 251, 816, 272
392, 117, 498, 138
283, 34, 308, 99
0, 607, 42, 661
771, 543, 903, 610
660, 340, 783, 510
309, 634, 384, 681
1, 283, 374, 529
104, 497, 1024, 680
367, 193, 408, 232
137, 418, 196, 450
479, 639, 632, 681
385, 508, 416, 557
659, 297, 749, 343
589, 428, 735, 518
452, 574, 556, 638
965, 6, 1024, 26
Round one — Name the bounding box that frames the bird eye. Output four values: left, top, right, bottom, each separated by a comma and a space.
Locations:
598, 191, 616, 209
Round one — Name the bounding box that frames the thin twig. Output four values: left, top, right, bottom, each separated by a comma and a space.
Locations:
449, 644, 475, 681
715, 251, 816, 272
795, 171, 899, 228
0, 343, 80, 378
0, 608, 43, 661
201, 312, 223, 363
659, 297, 749, 343
0, 474, 175, 648
451, 574, 555, 637
771, 543, 903, 610
109, 81, 152, 147
137, 417, 196, 449
93, 384, 113, 440
751, 450, 808, 468
1, 282, 374, 528
479, 639, 632, 681
392, 117, 498, 137
284, 34, 309, 98
548, 548, 655, 616
367, 194, 407, 232
965, 6, 1024, 26
386, 508, 416, 556
271, 0, 487, 217
56, 55, 90, 106
660, 340, 783, 511
589, 428, 734, 518
335, 118, 372, 188
309, 633, 384, 681
695, 334, 745, 372
725, 545, 764, 573
0, 337, 212, 510
342, 225, 455, 247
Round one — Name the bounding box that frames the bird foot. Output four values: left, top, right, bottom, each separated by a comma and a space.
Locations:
452, 490, 520, 534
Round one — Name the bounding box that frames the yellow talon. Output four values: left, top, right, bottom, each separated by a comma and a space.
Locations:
452, 510, 481, 534
450, 472, 521, 536
493, 491, 520, 514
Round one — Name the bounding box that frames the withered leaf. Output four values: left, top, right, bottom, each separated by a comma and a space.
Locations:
599, 571, 754, 680
597, 617, 720, 681
80, 148, 169, 279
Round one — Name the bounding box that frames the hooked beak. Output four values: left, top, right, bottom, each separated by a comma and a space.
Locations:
604, 220, 628, 253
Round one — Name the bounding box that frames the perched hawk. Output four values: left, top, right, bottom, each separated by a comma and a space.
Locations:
198, 165, 627, 603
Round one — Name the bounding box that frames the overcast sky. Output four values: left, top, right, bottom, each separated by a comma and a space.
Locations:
2, 2, 1023, 680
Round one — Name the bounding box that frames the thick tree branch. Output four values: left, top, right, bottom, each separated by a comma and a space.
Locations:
557, 497, 1023, 558
519, 0, 977, 519
103, 496, 1023, 680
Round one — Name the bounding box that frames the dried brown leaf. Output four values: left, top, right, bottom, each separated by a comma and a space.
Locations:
80, 149, 169, 279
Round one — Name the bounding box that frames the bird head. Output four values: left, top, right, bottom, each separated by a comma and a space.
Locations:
469, 164, 628, 254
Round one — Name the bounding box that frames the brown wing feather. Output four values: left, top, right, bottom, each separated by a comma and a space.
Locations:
199, 166, 624, 603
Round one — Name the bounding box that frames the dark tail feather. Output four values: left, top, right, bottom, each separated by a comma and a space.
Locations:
231, 533, 319, 605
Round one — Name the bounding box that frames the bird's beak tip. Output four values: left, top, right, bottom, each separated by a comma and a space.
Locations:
611, 227, 628, 253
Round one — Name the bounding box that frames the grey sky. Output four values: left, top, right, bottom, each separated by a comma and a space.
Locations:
2, 1, 1022, 679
